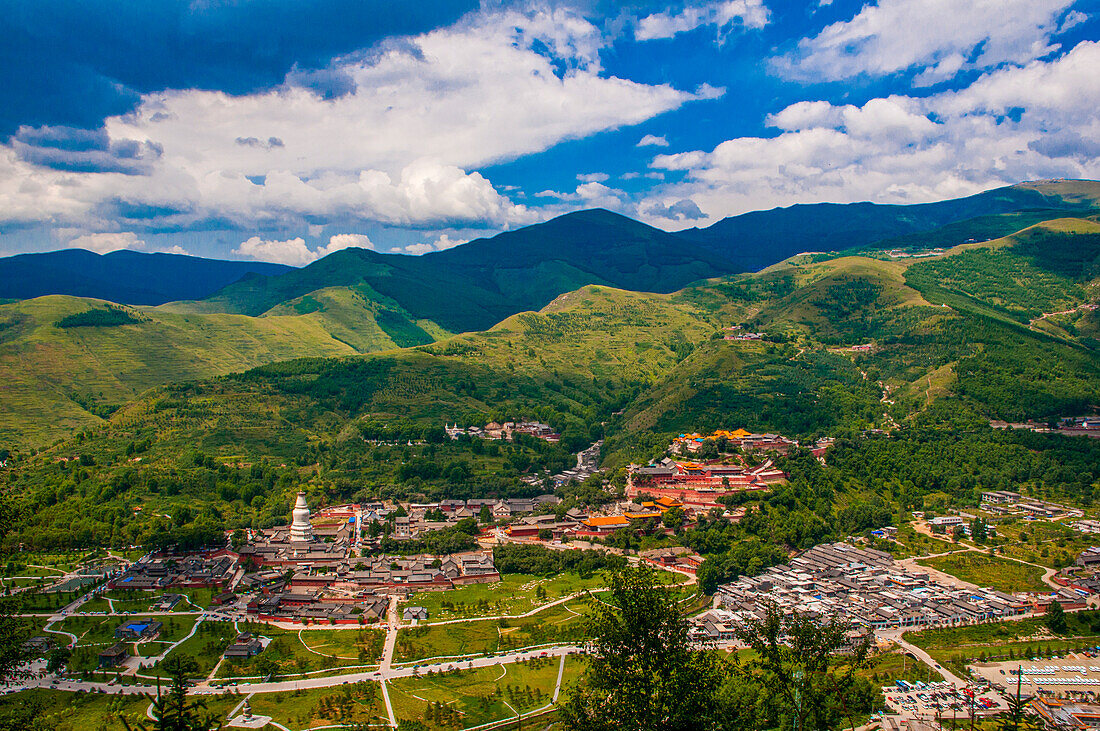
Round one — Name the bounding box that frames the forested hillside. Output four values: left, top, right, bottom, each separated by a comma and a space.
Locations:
3, 212, 1098, 551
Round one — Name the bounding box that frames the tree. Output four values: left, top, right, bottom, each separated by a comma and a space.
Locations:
662, 507, 685, 531
230, 528, 247, 550
253, 653, 279, 679
735, 600, 873, 731
123, 656, 221, 731
0, 497, 34, 687
1046, 600, 1068, 634
559, 565, 729, 731
538, 528, 553, 541
479, 505, 493, 525
999, 669, 1038, 730
46, 645, 71, 674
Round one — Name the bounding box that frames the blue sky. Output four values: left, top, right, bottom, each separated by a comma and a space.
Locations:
1, 0, 1097, 264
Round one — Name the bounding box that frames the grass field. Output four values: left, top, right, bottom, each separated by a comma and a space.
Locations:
990, 519, 1094, 569
60, 614, 200, 674
389, 655, 568, 729
408, 572, 609, 622
1, 550, 94, 573
395, 599, 591, 663
296, 627, 385, 661
144, 619, 236, 677
916, 551, 1049, 593
57, 614, 197, 647
247, 681, 387, 728
0, 688, 241, 730
15, 587, 88, 612
217, 625, 380, 680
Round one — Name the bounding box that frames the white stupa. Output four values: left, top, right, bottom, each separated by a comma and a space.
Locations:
289, 492, 314, 542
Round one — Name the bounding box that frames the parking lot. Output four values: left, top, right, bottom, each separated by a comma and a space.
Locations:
882, 680, 1006, 719
973, 651, 1100, 697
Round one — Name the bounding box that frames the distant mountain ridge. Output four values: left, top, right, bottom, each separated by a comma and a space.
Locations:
3, 180, 1098, 336
0, 249, 293, 305
189, 208, 735, 333
677, 179, 1100, 270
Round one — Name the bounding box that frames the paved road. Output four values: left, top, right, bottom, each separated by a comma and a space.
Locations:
11, 644, 584, 701
877, 629, 966, 687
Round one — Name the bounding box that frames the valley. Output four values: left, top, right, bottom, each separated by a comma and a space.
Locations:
0, 181, 1098, 730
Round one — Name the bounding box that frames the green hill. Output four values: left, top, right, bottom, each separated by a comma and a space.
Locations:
0, 296, 365, 447
183, 209, 736, 333
6, 213, 1100, 550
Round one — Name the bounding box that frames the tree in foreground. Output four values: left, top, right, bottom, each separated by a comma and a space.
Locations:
998, 669, 1038, 731
735, 600, 874, 731
123, 656, 221, 731
559, 564, 729, 731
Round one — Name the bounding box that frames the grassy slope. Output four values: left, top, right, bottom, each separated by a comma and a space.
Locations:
111, 285, 715, 454
0, 296, 365, 447
6, 215, 1100, 551
616, 218, 1100, 439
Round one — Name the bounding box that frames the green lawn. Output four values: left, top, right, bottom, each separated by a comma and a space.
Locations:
247, 681, 387, 729
991, 519, 1094, 570
57, 614, 197, 647
0, 689, 156, 730
217, 625, 377, 680
0, 576, 53, 590
0, 550, 92, 573
916, 551, 1049, 593
0, 688, 242, 730
145, 620, 238, 677
297, 627, 385, 662
395, 599, 591, 663
389, 656, 567, 729
15, 588, 87, 612
407, 572, 610, 622
0, 564, 65, 578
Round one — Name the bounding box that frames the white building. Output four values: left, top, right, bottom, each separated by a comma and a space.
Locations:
290, 492, 314, 543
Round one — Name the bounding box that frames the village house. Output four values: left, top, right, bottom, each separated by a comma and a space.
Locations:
224, 633, 264, 659
99, 643, 130, 668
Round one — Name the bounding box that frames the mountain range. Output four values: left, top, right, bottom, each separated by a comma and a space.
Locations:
0, 249, 292, 305
5, 180, 1098, 323
0, 179, 1098, 449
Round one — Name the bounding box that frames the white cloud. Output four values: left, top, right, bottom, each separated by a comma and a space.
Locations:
537, 181, 629, 211
325, 233, 374, 253
401, 242, 436, 255
636, 1, 769, 41
69, 232, 145, 254
775, 0, 1078, 84
402, 232, 466, 256
233, 235, 363, 266
649, 41, 1100, 224
637, 134, 669, 147
0, 8, 711, 238
234, 237, 315, 266
577, 172, 610, 183
158, 244, 190, 255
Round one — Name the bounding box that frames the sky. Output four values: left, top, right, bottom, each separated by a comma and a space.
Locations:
1, 0, 1098, 265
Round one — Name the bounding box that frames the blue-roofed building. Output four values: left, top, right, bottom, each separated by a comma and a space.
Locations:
115, 620, 163, 641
